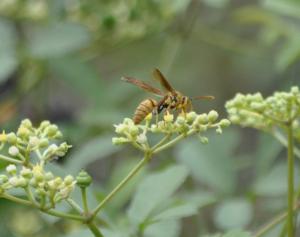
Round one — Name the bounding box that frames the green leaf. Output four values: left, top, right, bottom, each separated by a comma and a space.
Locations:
106, 158, 146, 213
127, 165, 188, 224
62, 229, 91, 237
222, 230, 251, 237
66, 135, 119, 173
254, 162, 299, 196
175, 130, 238, 194
276, 35, 300, 71
0, 53, 18, 83
152, 202, 197, 222
28, 22, 90, 58
214, 199, 253, 231
0, 19, 18, 83
263, 0, 300, 18
49, 56, 105, 103
144, 220, 180, 237
255, 133, 282, 177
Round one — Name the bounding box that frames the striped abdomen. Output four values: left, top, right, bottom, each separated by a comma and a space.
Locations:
133, 99, 157, 124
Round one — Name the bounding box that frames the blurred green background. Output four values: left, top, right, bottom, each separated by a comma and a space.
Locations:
0, 0, 300, 236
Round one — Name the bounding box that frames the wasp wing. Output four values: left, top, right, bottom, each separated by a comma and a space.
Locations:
152, 68, 175, 92
121, 77, 164, 96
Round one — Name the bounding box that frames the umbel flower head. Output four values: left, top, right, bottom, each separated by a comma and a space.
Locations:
113, 110, 230, 149
0, 119, 75, 207
0, 119, 71, 164
225, 86, 300, 140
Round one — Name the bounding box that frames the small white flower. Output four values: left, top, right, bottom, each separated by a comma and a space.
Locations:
6, 164, 17, 175
8, 146, 19, 156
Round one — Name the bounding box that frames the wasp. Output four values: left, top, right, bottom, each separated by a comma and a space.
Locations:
122, 68, 214, 124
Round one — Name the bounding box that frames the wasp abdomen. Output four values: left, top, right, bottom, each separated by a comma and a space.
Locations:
133, 99, 157, 124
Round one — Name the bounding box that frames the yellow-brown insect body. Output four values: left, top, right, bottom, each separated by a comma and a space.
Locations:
133, 98, 157, 124
157, 91, 192, 114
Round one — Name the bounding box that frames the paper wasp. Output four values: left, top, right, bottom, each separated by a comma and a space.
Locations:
122, 68, 214, 124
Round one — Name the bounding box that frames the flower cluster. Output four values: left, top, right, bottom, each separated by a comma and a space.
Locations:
0, 119, 75, 207
225, 86, 300, 139
113, 111, 230, 148
0, 164, 76, 205
0, 119, 71, 164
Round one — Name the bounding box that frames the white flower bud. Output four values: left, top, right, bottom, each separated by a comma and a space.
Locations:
112, 137, 129, 145
137, 134, 147, 144
64, 175, 74, 185
20, 167, 32, 178
207, 110, 219, 122
219, 119, 231, 128
28, 136, 40, 149
9, 177, 19, 187
6, 132, 17, 144
8, 146, 19, 156
6, 164, 17, 175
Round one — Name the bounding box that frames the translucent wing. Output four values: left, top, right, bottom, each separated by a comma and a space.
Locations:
121, 77, 164, 96
152, 68, 175, 92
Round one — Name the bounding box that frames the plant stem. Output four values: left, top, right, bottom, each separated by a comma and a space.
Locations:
272, 129, 300, 159
1, 193, 84, 221
87, 222, 104, 237
0, 154, 23, 164
81, 188, 89, 214
91, 153, 151, 218
287, 124, 295, 237
253, 203, 300, 237
44, 209, 85, 221
66, 198, 83, 213
152, 130, 195, 154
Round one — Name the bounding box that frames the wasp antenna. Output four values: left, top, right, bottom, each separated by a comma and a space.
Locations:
192, 95, 215, 100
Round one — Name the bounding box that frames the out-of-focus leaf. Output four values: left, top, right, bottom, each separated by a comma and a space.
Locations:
0, 53, 18, 83
222, 230, 251, 237
62, 228, 91, 237
127, 165, 188, 224
181, 191, 217, 208
0, 18, 18, 83
254, 162, 299, 196
66, 135, 119, 173
144, 220, 180, 237
152, 202, 197, 222
28, 22, 90, 58
213, 199, 253, 231
107, 158, 146, 213
202, 0, 230, 8
255, 133, 282, 177
276, 36, 300, 71
102, 228, 128, 237
203, 230, 251, 237
49, 56, 105, 103
175, 130, 238, 194
263, 0, 300, 18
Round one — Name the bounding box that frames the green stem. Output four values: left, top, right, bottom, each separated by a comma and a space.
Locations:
66, 198, 83, 214
81, 188, 89, 214
1, 193, 31, 206
1, 193, 84, 221
44, 209, 85, 221
0, 154, 23, 164
87, 222, 104, 237
151, 134, 171, 151
287, 125, 295, 237
152, 130, 195, 154
272, 129, 300, 159
253, 203, 300, 237
91, 153, 152, 219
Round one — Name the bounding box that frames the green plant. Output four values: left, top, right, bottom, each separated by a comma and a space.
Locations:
0, 111, 230, 237
226, 86, 300, 237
